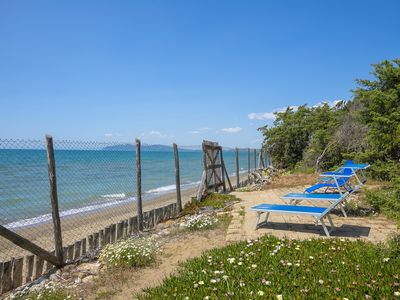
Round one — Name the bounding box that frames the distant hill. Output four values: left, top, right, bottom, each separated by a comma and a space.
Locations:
103, 144, 201, 152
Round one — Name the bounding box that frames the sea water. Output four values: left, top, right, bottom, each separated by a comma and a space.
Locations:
0, 149, 264, 229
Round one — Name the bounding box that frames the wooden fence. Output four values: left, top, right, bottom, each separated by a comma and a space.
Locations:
0, 136, 267, 294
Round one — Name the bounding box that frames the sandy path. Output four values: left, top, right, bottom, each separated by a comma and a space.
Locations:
83, 228, 229, 300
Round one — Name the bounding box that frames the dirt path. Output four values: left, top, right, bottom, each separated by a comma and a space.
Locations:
83, 228, 229, 299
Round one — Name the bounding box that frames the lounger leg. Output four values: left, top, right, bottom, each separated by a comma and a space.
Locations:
255, 212, 262, 230
340, 204, 348, 218
327, 215, 335, 233
361, 170, 367, 184
264, 212, 270, 223
320, 219, 331, 237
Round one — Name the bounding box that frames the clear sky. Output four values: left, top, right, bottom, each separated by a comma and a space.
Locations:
0, 0, 399, 148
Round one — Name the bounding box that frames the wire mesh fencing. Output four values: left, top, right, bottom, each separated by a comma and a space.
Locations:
0, 137, 265, 293
0, 139, 53, 261
52, 140, 137, 259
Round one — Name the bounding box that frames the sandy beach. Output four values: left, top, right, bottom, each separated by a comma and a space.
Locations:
0, 174, 248, 261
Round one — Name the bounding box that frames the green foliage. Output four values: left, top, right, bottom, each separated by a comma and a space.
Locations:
355, 59, 400, 162
138, 236, 400, 299
259, 103, 345, 170
259, 58, 400, 182
365, 187, 400, 223
183, 193, 238, 215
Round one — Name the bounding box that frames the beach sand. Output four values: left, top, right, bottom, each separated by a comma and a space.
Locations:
0, 174, 248, 261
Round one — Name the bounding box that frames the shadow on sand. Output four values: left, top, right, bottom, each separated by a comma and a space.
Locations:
257, 221, 371, 238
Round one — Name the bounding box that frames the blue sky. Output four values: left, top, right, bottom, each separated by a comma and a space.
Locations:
0, 0, 399, 148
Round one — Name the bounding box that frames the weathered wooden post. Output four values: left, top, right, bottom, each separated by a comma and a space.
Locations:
45, 135, 64, 267
235, 147, 239, 188
136, 139, 143, 231
247, 148, 250, 182
173, 143, 182, 213
220, 149, 226, 193
254, 149, 257, 170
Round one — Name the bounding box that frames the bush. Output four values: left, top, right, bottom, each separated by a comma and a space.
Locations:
99, 236, 160, 268
368, 160, 400, 181
365, 187, 400, 222
138, 236, 400, 299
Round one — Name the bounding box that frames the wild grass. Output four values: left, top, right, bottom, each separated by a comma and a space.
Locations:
13, 288, 69, 300
182, 193, 239, 215
138, 235, 400, 299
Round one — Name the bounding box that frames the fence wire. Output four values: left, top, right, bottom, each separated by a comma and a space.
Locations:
0, 138, 264, 293
0, 139, 53, 261
52, 140, 138, 255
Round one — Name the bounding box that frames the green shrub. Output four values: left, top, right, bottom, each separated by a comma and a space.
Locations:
138, 236, 400, 299
365, 187, 400, 222
368, 160, 400, 181
99, 236, 160, 268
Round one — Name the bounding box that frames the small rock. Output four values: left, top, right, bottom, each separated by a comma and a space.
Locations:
49, 274, 59, 281
82, 275, 94, 283
160, 229, 170, 236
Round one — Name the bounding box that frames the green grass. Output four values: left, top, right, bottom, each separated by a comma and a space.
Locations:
239, 206, 246, 217
182, 193, 239, 215
138, 235, 400, 299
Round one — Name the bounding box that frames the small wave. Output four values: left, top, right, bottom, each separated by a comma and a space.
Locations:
146, 181, 201, 195
101, 193, 126, 199
5, 196, 136, 229
146, 184, 176, 194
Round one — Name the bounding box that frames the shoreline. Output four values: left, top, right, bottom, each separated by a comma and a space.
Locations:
0, 173, 249, 261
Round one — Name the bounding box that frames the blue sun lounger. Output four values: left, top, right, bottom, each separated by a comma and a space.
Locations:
305, 168, 353, 193
305, 160, 370, 193
251, 196, 345, 237
281, 191, 350, 217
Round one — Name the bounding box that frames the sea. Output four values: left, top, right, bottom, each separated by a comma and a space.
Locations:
0, 148, 265, 229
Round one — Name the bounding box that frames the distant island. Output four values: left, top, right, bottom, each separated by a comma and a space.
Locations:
102, 144, 202, 152
102, 144, 235, 152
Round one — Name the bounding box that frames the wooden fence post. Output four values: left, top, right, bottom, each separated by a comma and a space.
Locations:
254, 149, 257, 170
235, 147, 239, 188
173, 143, 182, 213
247, 148, 250, 181
45, 135, 64, 267
136, 139, 143, 231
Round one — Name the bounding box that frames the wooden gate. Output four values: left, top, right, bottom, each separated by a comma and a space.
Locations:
196, 140, 232, 200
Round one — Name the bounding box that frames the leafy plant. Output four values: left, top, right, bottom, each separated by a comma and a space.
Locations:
99, 236, 160, 268
184, 214, 218, 231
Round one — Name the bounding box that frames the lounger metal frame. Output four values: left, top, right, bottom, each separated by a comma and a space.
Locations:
251, 200, 340, 237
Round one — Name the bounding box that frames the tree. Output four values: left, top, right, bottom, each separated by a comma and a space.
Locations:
354, 59, 400, 163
